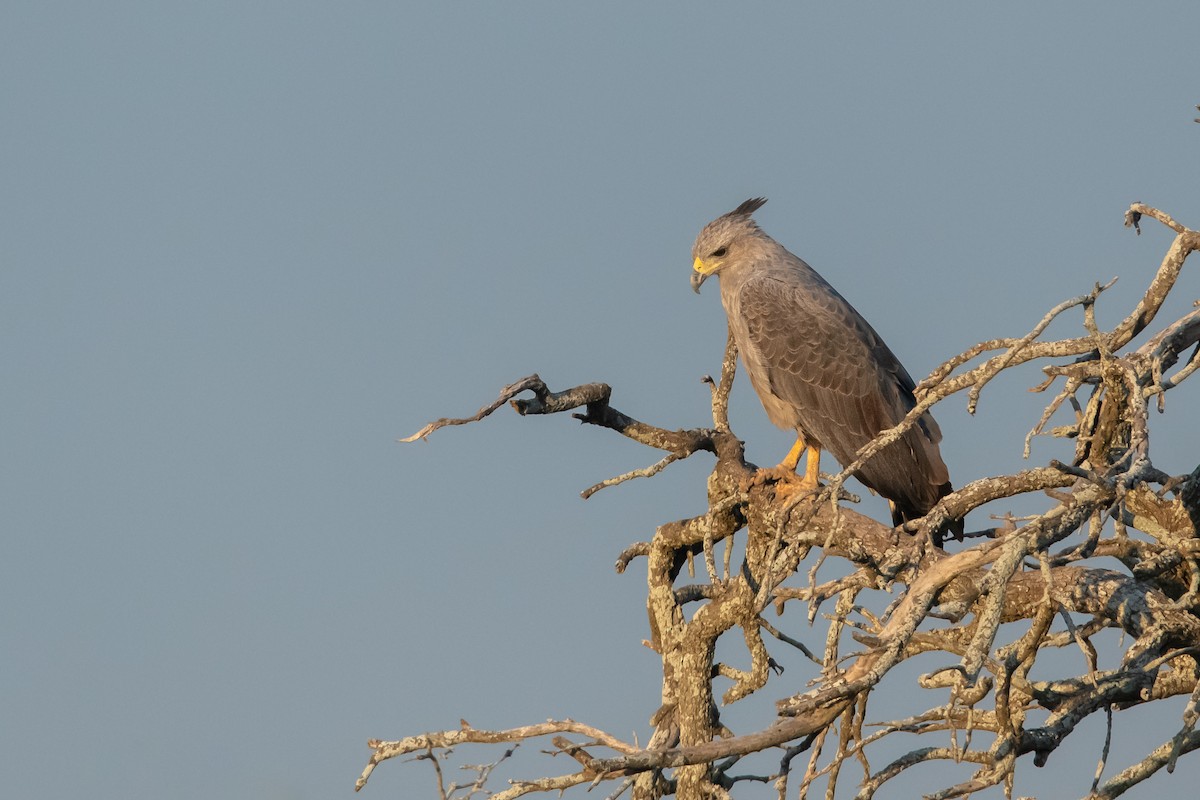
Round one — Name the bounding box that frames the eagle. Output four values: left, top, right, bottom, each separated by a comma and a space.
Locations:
691, 198, 960, 542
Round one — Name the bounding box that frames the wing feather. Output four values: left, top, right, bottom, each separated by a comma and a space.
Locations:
732, 271, 949, 514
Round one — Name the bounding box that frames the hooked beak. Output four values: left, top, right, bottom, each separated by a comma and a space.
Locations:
691, 257, 713, 294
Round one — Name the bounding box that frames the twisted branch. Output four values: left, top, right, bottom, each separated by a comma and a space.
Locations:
371, 204, 1200, 800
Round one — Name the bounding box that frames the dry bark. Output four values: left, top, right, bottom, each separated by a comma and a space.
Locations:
361, 204, 1200, 800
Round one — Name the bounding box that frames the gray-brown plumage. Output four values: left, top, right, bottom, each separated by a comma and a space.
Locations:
691, 198, 958, 539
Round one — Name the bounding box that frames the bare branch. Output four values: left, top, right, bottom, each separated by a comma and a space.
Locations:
368, 205, 1200, 800
400, 374, 549, 441
581, 452, 684, 499
356, 720, 637, 792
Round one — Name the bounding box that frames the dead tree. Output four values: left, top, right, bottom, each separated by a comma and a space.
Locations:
358, 204, 1200, 799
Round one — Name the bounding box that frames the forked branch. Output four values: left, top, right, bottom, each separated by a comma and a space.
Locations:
371, 204, 1200, 800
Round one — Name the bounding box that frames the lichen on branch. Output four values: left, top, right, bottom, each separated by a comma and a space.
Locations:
368, 204, 1200, 800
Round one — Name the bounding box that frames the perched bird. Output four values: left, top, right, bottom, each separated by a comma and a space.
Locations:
691, 198, 960, 542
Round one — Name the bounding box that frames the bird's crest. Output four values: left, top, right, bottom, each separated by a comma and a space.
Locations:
731, 197, 767, 218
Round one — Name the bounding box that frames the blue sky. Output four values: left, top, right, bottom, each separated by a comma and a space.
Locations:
2, 4, 1199, 798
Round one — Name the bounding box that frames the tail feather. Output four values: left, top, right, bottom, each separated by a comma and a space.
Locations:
890, 481, 964, 548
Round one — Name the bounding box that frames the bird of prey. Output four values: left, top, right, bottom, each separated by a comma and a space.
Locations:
691, 198, 959, 540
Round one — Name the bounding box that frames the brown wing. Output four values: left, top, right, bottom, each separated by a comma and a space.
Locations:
733, 271, 949, 516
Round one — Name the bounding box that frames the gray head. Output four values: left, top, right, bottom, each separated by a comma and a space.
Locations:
691, 197, 769, 293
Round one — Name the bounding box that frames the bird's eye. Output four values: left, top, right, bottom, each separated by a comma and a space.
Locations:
711, 247, 728, 258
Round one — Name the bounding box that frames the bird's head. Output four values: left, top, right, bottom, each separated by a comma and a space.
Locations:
690, 197, 768, 293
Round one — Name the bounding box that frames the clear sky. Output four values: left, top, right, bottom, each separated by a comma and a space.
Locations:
2, 3, 1199, 798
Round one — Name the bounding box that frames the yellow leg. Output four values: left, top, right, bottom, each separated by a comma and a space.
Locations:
744, 434, 823, 501
771, 436, 821, 492
780, 435, 807, 472
801, 445, 822, 491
